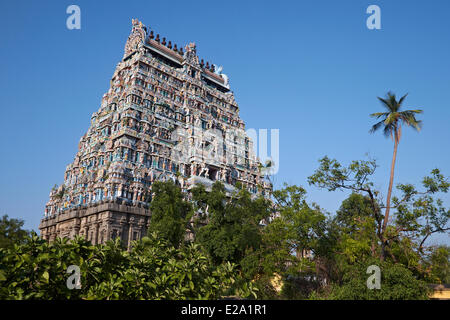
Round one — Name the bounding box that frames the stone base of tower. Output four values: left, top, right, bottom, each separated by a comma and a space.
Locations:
39, 201, 151, 249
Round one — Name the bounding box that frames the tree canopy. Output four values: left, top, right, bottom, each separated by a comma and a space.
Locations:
0, 215, 30, 250
1, 164, 448, 300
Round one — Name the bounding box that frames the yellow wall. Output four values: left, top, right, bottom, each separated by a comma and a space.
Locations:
430, 289, 450, 300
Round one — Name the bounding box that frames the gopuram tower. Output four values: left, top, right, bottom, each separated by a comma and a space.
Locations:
39, 19, 272, 246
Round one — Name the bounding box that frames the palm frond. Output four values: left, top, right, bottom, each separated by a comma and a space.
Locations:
413, 119, 423, 131
399, 110, 423, 131
370, 92, 422, 139
370, 112, 389, 119
384, 112, 398, 125
387, 92, 399, 111
398, 93, 409, 106
404, 115, 422, 131
370, 120, 385, 133
377, 97, 393, 111
382, 122, 397, 138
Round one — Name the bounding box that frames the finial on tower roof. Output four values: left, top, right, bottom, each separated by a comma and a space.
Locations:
132, 18, 142, 27
162, 37, 166, 46
123, 18, 146, 59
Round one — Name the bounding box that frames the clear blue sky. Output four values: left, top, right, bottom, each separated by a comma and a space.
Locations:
0, 0, 448, 244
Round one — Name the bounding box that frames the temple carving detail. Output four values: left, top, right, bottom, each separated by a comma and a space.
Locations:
39, 19, 272, 246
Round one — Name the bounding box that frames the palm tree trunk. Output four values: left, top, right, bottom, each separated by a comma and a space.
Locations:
380, 135, 399, 260
382, 133, 399, 234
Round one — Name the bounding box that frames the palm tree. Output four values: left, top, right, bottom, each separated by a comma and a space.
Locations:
370, 92, 422, 235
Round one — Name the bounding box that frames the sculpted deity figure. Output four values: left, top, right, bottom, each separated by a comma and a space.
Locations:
198, 163, 206, 177
148, 168, 154, 182
211, 137, 219, 155
221, 168, 227, 182
184, 43, 199, 66
142, 141, 149, 152
179, 163, 185, 176
195, 116, 201, 127
198, 162, 206, 177
178, 176, 184, 188
255, 174, 261, 185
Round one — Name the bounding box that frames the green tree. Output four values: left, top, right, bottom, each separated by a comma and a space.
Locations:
326, 259, 431, 300
270, 184, 327, 261
369, 92, 422, 238
194, 182, 270, 267
308, 157, 449, 273
263, 184, 328, 298
0, 214, 30, 249
424, 245, 450, 284
336, 193, 378, 233
0, 233, 257, 299
147, 181, 193, 248
391, 169, 450, 254
308, 156, 384, 254
307, 193, 381, 285
0, 233, 98, 299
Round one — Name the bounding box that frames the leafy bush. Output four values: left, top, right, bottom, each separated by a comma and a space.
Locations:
325, 259, 431, 300
0, 233, 257, 300
0, 215, 30, 249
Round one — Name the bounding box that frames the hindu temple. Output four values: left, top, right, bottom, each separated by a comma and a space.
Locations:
39, 19, 272, 247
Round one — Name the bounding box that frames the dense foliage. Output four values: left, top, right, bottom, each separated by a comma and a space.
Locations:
1, 159, 449, 300
0, 215, 30, 249
147, 181, 193, 248
193, 182, 271, 266
0, 232, 256, 299
325, 259, 431, 300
